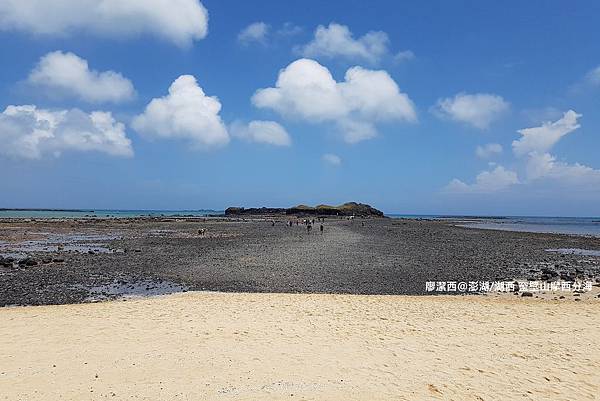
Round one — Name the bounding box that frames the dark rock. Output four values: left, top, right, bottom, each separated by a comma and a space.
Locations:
18, 258, 38, 267
521, 291, 534, 297
42, 258, 52, 264
225, 202, 385, 218
224, 206, 285, 216
541, 268, 558, 277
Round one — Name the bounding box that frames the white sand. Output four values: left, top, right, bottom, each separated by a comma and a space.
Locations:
1, 292, 599, 400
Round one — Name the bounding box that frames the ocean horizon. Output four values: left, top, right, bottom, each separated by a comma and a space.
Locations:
0, 208, 224, 219
2, 209, 600, 237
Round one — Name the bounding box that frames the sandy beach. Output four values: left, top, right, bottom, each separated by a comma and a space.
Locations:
1, 217, 600, 400
1, 292, 599, 400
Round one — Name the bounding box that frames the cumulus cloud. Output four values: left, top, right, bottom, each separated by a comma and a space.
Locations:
445, 166, 519, 193
525, 152, 600, 184
231, 120, 291, 146
27, 51, 135, 103
298, 23, 391, 64
322, 153, 342, 166
132, 75, 229, 149
433, 93, 509, 129
251, 58, 416, 143
516, 112, 600, 186
0, 105, 133, 159
446, 109, 600, 195
475, 143, 503, 159
0, 0, 208, 46
237, 22, 269, 45
512, 110, 581, 157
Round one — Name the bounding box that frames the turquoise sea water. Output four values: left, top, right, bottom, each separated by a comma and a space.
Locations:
0, 209, 223, 219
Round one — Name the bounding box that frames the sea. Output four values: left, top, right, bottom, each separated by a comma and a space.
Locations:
388, 215, 600, 237
0, 209, 223, 219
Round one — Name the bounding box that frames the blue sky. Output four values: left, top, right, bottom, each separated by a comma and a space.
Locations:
1, 0, 600, 215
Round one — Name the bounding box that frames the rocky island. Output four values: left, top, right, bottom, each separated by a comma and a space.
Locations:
224, 202, 385, 217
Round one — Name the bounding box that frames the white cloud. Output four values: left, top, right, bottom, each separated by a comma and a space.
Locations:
298, 23, 390, 64
251, 58, 416, 143
132, 75, 229, 149
433, 92, 509, 129
0, 105, 133, 159
475, 143, 503, 159
445, 166, 519, 193
394, 50, 415, 63
276, 22, 302, 37
584, 65, 600, 86
231, 120, 291, 146
512, 110, 581, 157
322, 153, 342, 166
0, 0, 208, 46
526, 152, 600, 185
336, 119, 378, 144
27, 51, 135, 103
514, 111, 593, 188
238, 22, 269, 45
446, 109, 600, 195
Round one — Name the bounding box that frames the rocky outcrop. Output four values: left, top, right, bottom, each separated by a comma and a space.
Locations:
225, 202, 384, 217
224, 207, 286, 216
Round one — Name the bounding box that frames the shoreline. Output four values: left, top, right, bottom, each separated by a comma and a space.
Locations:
1, 216, 600, 306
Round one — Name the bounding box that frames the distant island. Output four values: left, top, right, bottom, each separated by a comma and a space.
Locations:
225, 202, 384, 217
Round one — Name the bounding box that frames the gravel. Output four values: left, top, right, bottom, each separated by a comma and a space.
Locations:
1, 217, 599, 306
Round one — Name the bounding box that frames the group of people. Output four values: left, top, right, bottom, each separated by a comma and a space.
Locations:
277, 217, 325, 234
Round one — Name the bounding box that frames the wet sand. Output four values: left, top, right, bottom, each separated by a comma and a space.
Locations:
1, 292, 599, 400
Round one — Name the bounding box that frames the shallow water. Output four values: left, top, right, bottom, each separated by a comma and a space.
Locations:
83, 280, 188, 301
0, 233, 123, 258
458, 217, 600, 237
546, 248, 600, 256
